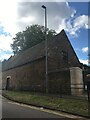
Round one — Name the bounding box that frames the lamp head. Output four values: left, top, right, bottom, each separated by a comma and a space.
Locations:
42, 5, 46, 9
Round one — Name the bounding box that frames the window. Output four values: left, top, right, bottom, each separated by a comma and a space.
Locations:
62, 51, 68, 63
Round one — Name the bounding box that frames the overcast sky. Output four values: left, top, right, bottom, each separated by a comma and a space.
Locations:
0, 0, 90, 65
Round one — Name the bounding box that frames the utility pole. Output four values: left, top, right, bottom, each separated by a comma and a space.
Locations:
42, 5, 48, 93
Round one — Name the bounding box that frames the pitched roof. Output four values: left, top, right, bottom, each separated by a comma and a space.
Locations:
2, 29, 80, 71
2, 40, 45, 71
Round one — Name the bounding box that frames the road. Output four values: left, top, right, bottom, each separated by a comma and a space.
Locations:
2, 95, 66, 119
0, 94, 2, 119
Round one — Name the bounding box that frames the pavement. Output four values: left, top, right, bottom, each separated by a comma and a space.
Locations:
0, 90, 2, 119
2, 95, 67, 118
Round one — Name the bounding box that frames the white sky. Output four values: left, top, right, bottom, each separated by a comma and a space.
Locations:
0, 0, 89, 65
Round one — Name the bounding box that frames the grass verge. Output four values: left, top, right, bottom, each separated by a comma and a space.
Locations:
2, 90, 90, 117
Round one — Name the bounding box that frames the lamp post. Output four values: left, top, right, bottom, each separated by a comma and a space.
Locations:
42, 5, 48, 93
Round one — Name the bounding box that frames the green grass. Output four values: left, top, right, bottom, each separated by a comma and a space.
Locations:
2, 90, 90, 117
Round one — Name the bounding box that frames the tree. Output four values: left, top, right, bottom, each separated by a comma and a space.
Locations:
11, 24, 56, 55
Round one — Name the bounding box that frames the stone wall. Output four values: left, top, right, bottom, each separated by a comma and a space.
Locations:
0, 62, 2, 90
2, 58, 71, 94
2, 58, 46, 92
48, 69, 71, 94
70, 67, 83, 96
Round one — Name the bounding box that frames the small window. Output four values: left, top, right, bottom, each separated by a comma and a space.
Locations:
62, 51, 68, 63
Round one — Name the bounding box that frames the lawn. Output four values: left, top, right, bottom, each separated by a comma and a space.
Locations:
2, 90, 90, 117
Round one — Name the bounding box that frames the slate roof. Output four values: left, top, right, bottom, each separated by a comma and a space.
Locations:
2, 40, 45, 71
2, 29, 80, 71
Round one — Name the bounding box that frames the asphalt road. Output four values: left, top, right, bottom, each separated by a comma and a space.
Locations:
2, 95, 66, 119
0, 94, 2, 119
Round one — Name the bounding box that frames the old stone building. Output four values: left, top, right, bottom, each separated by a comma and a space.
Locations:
2, 30, 83, 95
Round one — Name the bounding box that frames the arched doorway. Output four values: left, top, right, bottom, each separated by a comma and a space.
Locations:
6, 76, 11, 90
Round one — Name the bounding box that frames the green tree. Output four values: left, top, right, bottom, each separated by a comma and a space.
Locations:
11, 24, 56, 55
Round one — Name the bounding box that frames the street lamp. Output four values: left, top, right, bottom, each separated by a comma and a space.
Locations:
42, 5, 48, 93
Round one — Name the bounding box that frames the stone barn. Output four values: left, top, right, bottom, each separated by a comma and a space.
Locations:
2, 30, 84, 95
